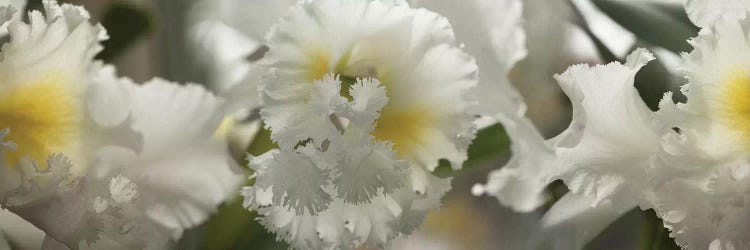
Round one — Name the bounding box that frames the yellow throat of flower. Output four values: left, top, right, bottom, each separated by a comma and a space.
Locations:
0, 74, 81, 168
305, 48, 436, 159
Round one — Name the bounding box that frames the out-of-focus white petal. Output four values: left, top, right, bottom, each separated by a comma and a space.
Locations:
472, 115, 555, 212
122, 78, 244, 239
187, 0, 296, 111
538, 193, 629, 250
0, 207, 43, 250
412, 0, 527, 118
685, 0, 750, 28
86, 65, 134, 128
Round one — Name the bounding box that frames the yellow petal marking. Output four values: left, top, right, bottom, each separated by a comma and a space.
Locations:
0, 74, 81, 167
305, 48, 331, 82
372, 106, 434, 159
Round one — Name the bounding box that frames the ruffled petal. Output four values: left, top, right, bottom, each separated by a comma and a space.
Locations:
552, 48, 659, 210
250, 148, 333, 215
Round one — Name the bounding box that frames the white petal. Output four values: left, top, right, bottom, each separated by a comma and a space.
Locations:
333, 140, 409, 204
86, 65, 134, 128
109, 175, 136, 204
685, 0, 750, 28
250, 148, 333, 215
552, 48, 659, 209
473, 115, 555, 212
538, 193, 629, 250
261, 74, 345, 150
414, 0, 527, 118
122, 79, 244, 238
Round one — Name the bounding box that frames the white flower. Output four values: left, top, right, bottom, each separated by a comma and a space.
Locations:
647, 15, 750, 250
0, 1, 243, 248
259, 0, 478, 170
539, 13, 750, 250
240, 0, 498, 247
244, 74, 446, 249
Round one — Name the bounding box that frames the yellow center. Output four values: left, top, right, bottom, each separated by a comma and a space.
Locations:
305, 49, 436, 158
372, 106, 434, 159
305, 48, 331, 82
0, 74, 81, 167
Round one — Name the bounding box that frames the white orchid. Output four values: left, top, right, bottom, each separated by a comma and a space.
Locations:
0, 1, 243, 249
535, 7, 750, 249
190, 0, 551, 247
646, 13, 750, 249
240, 0, 481, 247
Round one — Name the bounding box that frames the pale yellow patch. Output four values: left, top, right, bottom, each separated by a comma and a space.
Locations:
0, 74, 81, 167
372, 106, 434, 159
305, 48, 331, 82
717, 69, 750, 151
213, 116, 235, 140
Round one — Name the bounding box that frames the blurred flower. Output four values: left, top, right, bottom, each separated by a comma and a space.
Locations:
0, 1, 243, 248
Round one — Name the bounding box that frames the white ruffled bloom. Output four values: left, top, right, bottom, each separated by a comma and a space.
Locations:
539, 11, 750, 250
239, 0, 497, 248
0, 1, 243, 249
647, 14, 750, 250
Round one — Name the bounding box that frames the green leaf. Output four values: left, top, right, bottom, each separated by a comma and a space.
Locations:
591, 0, 699, 54
434, 123, 511, 177
200, 198, 288, 250
246, 125, 277, 157
633, 45, 676, 111
98, 2, 154, 62
639, 209, 681, 250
